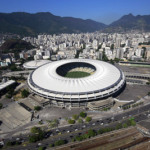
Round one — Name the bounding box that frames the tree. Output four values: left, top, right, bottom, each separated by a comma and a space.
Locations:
68, 119, 75, 124
110, 59, 114, 65
80, 112, 87, 118
98, 44, 102, 49
85, 116, 92, 122
122, 123, 128, 128
102, 49, 109, 62
29, 134, 39, 143
30, 127, 41, 134
114, 58, 120, 63
82, 133, 90, 139
34, 106, 42, 111
116, 123, 122, 130
54, 140, 66, 146
75, 136, 83, 141
21, 89, 29, 98
142, 47, 146, 58
0, 103, 3, 109
110, 44, 114, 50
78, 118, 83, 123
49, 119, 59, 128
87, 129, 96, 137
10, 64, 18, 71
49, 144, 54, 147
29, 127, 45, 143
38, 147, 45, 150
72, 114, 79, 120
6, 141, 13, 146
130, 120, 136, 126
98, 129, 104, 134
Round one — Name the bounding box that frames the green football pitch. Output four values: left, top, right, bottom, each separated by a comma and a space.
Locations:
65, 71, 90, 78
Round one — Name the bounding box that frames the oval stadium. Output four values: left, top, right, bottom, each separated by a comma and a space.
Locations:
23, 60, 51, 69
28, 59, 126, 107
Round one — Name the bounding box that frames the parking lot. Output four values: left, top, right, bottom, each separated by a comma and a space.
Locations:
38, 107, 86, 120
117, 84, 150, 101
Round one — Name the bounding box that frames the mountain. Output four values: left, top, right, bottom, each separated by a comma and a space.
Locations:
0, 12, 150, 35
0, 12, 106, 36
0, 39, 34, 53
105, 13, 150, 32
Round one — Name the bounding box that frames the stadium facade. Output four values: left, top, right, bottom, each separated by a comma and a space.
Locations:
28, 59, 126, 107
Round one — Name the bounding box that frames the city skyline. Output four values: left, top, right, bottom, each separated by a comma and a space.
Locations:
0, 0, 150, 24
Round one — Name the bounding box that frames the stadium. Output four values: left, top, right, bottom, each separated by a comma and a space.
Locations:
28, 59, 126, 107
23, 60, 51, 69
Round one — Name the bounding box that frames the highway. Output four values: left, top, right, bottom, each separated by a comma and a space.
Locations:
3, 102, 150, 150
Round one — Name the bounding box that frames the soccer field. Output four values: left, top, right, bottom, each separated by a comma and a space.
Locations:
65, 71, 90, 78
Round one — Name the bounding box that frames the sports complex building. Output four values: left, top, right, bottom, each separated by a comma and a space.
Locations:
28, 59, 126, 107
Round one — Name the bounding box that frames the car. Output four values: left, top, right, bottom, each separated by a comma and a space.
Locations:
38, 143, 42, 146
75, 129, 78, 131
82, 125, 86, 128
101, 123, 104, 125
92, 123, 95, 126
67, 130, 70, 133
16, 138, 20, 141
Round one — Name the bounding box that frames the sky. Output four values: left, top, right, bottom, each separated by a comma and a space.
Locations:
0, 0, 150, 24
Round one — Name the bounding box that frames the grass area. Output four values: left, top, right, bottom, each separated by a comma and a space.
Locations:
65, 71, 90, 78
130, 64, 150, 68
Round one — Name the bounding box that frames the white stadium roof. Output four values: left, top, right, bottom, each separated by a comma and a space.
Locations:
28, 59, 125, 102
23, 60, 51, 69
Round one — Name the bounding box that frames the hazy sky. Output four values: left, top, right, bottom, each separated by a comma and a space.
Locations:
0, 0, 150, 24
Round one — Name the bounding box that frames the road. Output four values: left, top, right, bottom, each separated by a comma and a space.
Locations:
3, 102, 150, 150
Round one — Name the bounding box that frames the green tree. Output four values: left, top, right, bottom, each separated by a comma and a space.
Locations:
98, 129, 104, 134
85, 116, 92, 122
38, 146, 45, 150
142, 47, 146, 58
87, 129, 96, 137
54, 140, 65, 146
49, 144, 54, 147
102, 49, 109, 62
0, 103, 3, 109
72, 114, 79, 120
6, 141, 13, 146
130, 120, 136, 126
21, 89, 29, 98
30, 127, 41, 134
114, 58, 120, 63
68, 119, 75, 124
34, 106, 42, 111
98, 44, 102, 49
29, 134, 39, 143
80, 112, 87, 118
49, 119, 59, 128
110, 44, 114, 50
110, 59, 114, 65
82, 133, 90, 139
75, 136, 83, 141
122, 123, 128, 128
78, 118, 83, 123
116, 123, 122, 130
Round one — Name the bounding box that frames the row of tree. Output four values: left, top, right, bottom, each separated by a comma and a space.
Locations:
67, 112, 92, 124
